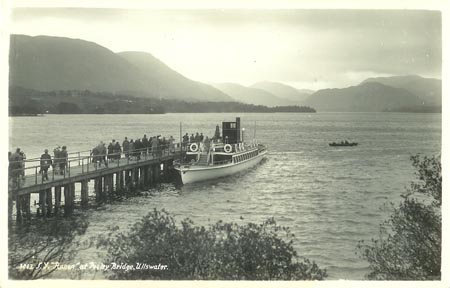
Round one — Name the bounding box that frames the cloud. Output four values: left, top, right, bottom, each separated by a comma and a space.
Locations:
11, 8, 441, 89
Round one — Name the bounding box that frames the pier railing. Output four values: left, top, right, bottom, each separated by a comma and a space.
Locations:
8, 143, 181, 191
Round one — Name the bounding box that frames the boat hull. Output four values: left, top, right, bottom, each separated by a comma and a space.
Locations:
175, 151, 267, 184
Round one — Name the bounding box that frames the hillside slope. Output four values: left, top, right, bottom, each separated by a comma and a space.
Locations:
303, 82, 423, 112
362, 75, 441, 105
251, 81, 311, 104
9, 34, 232, 102
213, 83, 292, 107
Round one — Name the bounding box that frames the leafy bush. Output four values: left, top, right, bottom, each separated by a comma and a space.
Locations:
9, 216, 90, 279
358, 155, 441, 280
100, 210, 327, 280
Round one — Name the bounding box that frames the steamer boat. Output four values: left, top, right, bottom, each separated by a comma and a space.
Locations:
174, 117, 267, 184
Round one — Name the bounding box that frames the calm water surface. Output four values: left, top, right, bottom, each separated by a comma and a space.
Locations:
9, 112, 441, 279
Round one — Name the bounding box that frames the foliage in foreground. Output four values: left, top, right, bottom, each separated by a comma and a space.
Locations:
358, 155, 441, 280
99, 210, 327, 280
9, 216, 90, 279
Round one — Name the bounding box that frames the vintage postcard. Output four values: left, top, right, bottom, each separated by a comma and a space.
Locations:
2, 0, 447, 287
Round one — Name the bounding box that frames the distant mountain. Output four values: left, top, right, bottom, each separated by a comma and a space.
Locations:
303, 82, 423, 112
297, 88, 315, 95
118, 51, 231, 102
9, 86, 315, 115
251, 81, 310, 104
213, 83, 292, 107
9, 34, 232, 102
361, 75, 441, 105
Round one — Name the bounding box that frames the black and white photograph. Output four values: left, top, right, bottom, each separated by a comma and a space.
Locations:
2, 0, 446, 286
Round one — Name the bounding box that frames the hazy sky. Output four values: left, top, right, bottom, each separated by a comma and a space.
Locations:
10, 8, 441, 90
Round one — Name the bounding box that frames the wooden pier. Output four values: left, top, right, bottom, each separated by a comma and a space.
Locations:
8, 146, 181, 224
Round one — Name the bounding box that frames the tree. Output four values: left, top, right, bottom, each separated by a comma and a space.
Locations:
358, 155, 441, 280
9, 217, 90, 279
99, 209, 327, 280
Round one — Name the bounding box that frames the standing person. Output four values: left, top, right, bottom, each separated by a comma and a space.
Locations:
123, 137, 130, 159
129, 139, 134, 160
183, 133, 189, 148
53, 146, 61, 174
114, 141, 122, 160
19, 149, 26, 179
60, 146, 68, 175
10, 148, 23, 185
169, 136, 175, 153
195, 132, 200, 144
151, 137, 158, 158
91, 145, 100, 169
134, 139, 142, 160
108, 140, 115, 163
200, 133, 204, 142
98, 142, 108, 168
40, 149, 52, 181
204, 136, 211, 152
142, 134, 149, 155
161, 137, 167, 153
190, 134, 195, 144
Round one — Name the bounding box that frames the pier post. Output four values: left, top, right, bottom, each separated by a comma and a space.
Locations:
104, 174, 113, 199
138, 167, 145, 188
95, 177, 103, 203
143, 166, 149, 186
163, 161, 170, 180
16, 195, 22, 224
119, 171, 125, 190
46, 188, 52, 216
153, 164, 160, 183
124, 170, 130, 188
22, 194, 31, 220
130, 169, 136, 189
63, 185, 70, 216
39, 190, 47, 217
55, 186, 61, 215
81, 180, 89, 208
115, 172, 121, 191
149, 165, 154, 186
70, 183, 76, 214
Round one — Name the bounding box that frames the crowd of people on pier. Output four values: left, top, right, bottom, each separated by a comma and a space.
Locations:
89, 135, 176, 168
8, 126, 223, 185
8, 133, 180, 183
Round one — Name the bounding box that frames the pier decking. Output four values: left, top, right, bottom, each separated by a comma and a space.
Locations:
8, 146, 182, 223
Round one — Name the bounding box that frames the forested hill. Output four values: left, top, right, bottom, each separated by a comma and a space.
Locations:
9, 87, 316, 115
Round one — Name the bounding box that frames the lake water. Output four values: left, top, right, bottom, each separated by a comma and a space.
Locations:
9, 112, 441, 280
